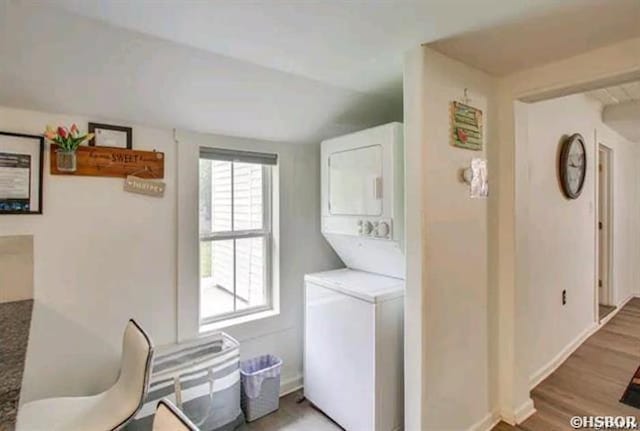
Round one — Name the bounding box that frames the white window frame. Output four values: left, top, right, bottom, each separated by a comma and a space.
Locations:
177, 135, 281, 341
199, 161, 274, 325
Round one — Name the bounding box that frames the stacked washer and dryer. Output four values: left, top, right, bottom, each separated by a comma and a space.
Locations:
304, 122, 405, 431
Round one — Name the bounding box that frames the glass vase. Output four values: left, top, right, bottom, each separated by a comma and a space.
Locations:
56, 149, 77, 173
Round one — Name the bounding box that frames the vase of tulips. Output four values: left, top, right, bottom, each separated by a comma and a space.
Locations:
44, 124, 94, 173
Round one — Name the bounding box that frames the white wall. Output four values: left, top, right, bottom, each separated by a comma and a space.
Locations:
404, 46, 497, 430
0, 235, 33, 302
524, 93, 640, 380
0, 105, 341, 403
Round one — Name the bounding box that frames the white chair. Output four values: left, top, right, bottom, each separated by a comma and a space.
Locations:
152, 399, 199, 431
17, 319, 154, 431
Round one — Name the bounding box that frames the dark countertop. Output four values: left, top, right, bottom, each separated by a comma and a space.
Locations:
0, 300, 33, 431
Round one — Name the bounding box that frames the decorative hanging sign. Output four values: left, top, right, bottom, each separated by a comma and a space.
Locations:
50, 144, 164, 178
451, 101, 483, 151
124, 175, 165, 198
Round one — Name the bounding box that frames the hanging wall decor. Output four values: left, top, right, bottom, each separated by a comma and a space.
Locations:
88, 122, 133, 149
50, 145, 164, 179
123, 166, 166, 198
451, 101, 483, 151
0, 132, 44, 214
44, 124, 94, 173
558, 133, 586, 199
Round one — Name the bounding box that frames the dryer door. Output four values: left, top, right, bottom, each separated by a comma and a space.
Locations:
328, 144, 383, 216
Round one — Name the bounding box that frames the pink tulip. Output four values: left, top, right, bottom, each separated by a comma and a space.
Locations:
70, 124, 79, 136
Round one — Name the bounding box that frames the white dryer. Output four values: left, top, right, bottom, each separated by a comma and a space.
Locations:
304, 268, 404, 431
320, 122, 404, 279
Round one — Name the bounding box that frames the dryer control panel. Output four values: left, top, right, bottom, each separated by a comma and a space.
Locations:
357, 219, 393, 240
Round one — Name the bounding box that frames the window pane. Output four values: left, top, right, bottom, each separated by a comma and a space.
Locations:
236, 236, 266, 311
200, 239, 234, 319
199, 159, 212, 234
200, 159, 232, 235
233, 162, 264, 231
199, 152, 273, 323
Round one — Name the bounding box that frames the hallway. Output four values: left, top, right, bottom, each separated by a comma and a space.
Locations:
495, 298, 640, 430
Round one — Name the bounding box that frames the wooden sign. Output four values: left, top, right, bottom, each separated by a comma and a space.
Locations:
124, 176, 165, 197
451, 101, 483, 151
50, 144, 164, 178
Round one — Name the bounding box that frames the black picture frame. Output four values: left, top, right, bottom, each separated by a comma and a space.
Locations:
88, 122, 133, 149
0, 131, 44, 215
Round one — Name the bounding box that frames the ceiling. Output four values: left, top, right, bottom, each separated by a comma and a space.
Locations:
588, 81, 640, 143
586, 82, 640, 107
43, 0, 581, 98
1, 0, 639, 144
430, 0, 640, 76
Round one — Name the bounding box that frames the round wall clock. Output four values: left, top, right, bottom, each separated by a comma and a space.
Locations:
559, 133, 586, 199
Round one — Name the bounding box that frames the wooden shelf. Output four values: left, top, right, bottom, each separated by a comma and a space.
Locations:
50, 144, 164, 179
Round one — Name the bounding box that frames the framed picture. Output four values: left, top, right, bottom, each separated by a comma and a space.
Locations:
451, 101, 483, 151
0, 132, 44, 214
88, 122, 133, 149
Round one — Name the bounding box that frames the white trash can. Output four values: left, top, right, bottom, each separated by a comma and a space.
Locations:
240, 355, 283, 422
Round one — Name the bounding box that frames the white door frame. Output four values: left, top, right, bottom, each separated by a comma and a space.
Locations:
595, 141, 614, 321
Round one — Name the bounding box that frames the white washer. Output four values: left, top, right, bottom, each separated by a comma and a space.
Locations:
304, 268, 404, 431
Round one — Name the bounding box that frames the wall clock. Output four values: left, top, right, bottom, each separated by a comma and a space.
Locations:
559, 133, 586, 199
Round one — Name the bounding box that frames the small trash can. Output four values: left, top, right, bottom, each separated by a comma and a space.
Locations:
240, 354, 283, 422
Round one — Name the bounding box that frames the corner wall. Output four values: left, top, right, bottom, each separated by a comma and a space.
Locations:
403, 46, 426, 430
408, 37, 640, 429
0, 106, 178, 402
404, 46, 498, 430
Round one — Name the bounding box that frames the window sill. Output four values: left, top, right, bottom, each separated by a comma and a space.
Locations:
198, 308, 280, 334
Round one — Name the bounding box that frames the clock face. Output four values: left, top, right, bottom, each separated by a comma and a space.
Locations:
560, 134, 586, 199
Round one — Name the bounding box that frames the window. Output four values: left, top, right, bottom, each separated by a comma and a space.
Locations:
199, 147, 276, 324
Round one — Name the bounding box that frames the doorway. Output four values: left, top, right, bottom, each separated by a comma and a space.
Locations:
597, 144, 614, 322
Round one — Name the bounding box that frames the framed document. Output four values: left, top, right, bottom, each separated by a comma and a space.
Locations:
88, 122, 133, 149
0, 132, 44, 214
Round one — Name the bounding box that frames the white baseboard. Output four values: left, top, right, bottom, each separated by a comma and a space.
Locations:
598, 307, 617, 326
529, 322, 598, 389
529, 294, 637, 389
499, 398, 536, 426
280, 374, 302, 396
455, 298, 638, 430
514, 399, 536, 423
467, 411, 501, 431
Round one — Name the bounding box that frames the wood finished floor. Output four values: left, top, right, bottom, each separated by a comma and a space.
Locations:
495, 298, 640, 431
246, 390, 341, 431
